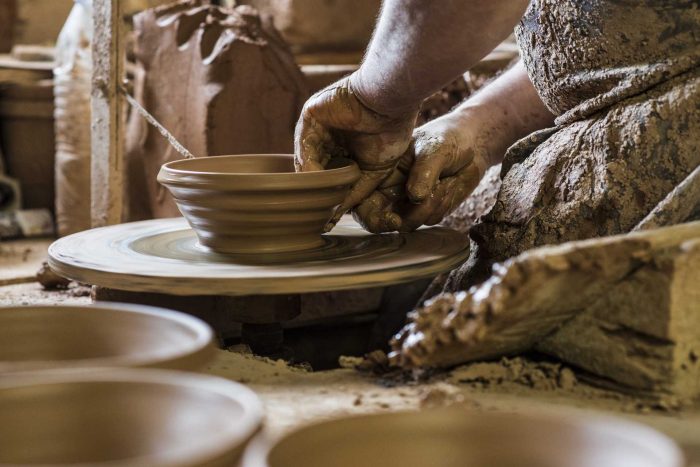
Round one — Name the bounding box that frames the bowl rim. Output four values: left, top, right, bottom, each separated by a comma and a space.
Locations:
241, 407, 684, 467
0, 368, 264, 466
0, 302, 216, 373
157, 154, 361, 190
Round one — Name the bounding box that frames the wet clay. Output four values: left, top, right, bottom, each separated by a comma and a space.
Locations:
36, 261, 71, 290
391, 222, 700, 399
158, 154, 360, 254
447, 357, 577, 392
125, 0, 308, 220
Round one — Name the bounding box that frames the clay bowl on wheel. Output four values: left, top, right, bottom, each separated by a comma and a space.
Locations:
0, 369, 263, 466
157, 154, 361, 254
243, 407, 683, 467
0, 303, 215, 374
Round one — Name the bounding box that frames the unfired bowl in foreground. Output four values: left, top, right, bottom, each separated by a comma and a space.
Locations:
0, 369, 263, 466
243, 407, 683, 467
157, 154, 360, 254
0, 303, 215, 373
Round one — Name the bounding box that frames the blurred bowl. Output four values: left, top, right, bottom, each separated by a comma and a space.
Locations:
0, 303, 215, 373
243, 407, 683, 467
157, 154, 360, 254
0, 369, 263, 466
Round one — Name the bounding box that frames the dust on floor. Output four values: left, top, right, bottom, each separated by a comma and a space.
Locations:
1, 239, 699, 465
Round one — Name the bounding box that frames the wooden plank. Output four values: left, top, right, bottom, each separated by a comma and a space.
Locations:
91, 0, 124, 227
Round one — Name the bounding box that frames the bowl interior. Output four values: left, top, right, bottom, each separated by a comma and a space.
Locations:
0, 371, 262, 466
161, 154, 355, 178
0, 304, 214, 372
253, 409, 681, 467
165, 154, 297, 174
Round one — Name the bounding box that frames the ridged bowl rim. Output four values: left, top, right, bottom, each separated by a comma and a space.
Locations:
157, 154, 360, 191
0, 303, 216, 373
0, 368, 264, 466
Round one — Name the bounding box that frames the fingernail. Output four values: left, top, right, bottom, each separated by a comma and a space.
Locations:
410, 183, 429, 202
323, 220, 337, 233
386, 213, 402, 231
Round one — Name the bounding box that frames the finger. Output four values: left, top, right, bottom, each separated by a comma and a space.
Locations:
352, 191, 402, 233
379, 165, 408, 189
424, 163, 482, 226
406, 132, 474, 203
398, 195, 438, 232
325, 167, 393, 231
425, 179, 459, 226
396, 145, 416, 174
294, 114, 331, 172
406, 152, 446, 203
405, 131, 455, 202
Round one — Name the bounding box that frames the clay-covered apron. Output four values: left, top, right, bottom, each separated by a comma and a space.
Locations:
443, 0, 700, 292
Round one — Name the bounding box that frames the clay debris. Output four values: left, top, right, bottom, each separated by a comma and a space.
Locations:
389, 234, 649, 369
390, 222, 700, 399
36, 261, 70, 290
448, 357, 577, 392
339, 350, 391, 375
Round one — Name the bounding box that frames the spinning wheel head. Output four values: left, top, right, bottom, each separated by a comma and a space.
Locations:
48, 217, 470, 296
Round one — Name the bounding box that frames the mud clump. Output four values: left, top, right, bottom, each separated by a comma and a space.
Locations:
339, 350, 391, 375
36, 261, 71, 290
448, 357, 578, 392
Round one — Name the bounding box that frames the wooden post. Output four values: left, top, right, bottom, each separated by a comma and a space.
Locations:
0, 0, 16, 53
91, 0, 124, 227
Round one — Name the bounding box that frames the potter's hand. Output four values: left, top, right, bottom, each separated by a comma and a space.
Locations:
295, 76, 418, 232
353, 111, 490, 233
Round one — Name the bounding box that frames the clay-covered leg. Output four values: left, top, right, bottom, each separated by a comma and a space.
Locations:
445, 68, 700, 291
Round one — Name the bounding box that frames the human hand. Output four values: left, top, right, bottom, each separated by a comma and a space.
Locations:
294, 75, 418, 232
353, 109, 492, 233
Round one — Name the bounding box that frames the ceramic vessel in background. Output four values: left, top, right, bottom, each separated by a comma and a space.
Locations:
157, 154, 360, 254
243, 407, 683, 467
0, 303, 215, 374
0, 369, 263, 466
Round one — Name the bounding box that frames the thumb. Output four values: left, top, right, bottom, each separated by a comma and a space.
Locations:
405, 134, 451, 203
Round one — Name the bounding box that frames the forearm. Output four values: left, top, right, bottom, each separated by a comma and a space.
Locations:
351, 0, 529, 117
456, 61, 555, 166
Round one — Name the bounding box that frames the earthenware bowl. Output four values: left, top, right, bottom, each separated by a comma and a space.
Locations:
0, 303, 215, 374
243, 407, 683, 467
157, 154, 361, 254
0, 369, 263, 466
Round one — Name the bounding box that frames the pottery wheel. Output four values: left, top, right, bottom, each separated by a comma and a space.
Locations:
49, 216, 470, 296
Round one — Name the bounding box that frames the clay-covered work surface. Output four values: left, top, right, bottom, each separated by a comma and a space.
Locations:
0, 303, 215, 373
203, 350, 700, 467
0, 239, 53, 285
3, 240, 700, 465
48, 216, 469, 296
0, 369, 263, 466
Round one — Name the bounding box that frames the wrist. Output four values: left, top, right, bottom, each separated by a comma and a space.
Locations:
349, 70, 422, 120
453, 102, 520, 167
